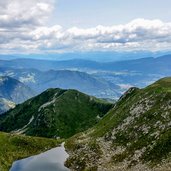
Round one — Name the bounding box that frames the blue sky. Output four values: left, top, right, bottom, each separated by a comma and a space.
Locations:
51, 0, 171, 28
0, 0, 171, 54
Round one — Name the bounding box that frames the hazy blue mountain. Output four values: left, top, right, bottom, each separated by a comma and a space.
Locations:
0, 68, 120, 99
0, 76, 35, 104
102, 55, 171, 74
0, 51, 170, 62
0, 54, 171, 99
0, 54, 171, 74
0, 58, 99, 71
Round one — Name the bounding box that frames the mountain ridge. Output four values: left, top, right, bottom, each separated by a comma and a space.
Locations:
0, 68, 120, 99
65, 77, 171, 171
0, 54, 171, 73
0, 88, 113, 138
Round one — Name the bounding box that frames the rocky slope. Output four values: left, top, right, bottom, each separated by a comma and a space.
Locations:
0, 76, 35, 104
65, 77, 171, 171
0, 88, 113, 138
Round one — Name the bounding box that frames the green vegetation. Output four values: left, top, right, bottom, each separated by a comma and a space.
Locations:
92, 87, 140, 137
0, 88, 113, 138
1, 77, 171, 171
0, 131, 60, 171
66, 77, 171, 170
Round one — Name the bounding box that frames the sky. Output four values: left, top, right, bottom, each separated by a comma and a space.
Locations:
52, 0, 171, 28
0, 0, 171, 54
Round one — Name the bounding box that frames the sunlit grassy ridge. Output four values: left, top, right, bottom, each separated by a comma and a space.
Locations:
0, 88, 113, 139
66, 77, 171, 170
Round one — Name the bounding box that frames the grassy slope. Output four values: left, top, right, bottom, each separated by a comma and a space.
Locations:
0, 132, 60, 171
0, 88, 113, 139
65, 77, 171, 170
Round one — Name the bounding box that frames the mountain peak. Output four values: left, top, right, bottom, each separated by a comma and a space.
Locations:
0, 88, 113, 138
65, 78, 171, 170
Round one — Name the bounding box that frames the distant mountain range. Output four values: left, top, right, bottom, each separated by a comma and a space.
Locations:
0, 51, 170, 62
0, 54, 171, 100
0, 68, 120, 99
0, 54, 171, 74
0, 88, 113, 138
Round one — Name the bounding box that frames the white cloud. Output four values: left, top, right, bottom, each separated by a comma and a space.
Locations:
0, 0, 54, 28
0, 0, 171, 54
29, 19, 171, 53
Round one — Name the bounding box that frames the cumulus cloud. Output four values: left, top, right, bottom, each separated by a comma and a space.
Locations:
30, 19, 171, 52
0, 0, 54, 28
0, 0, 171, 54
